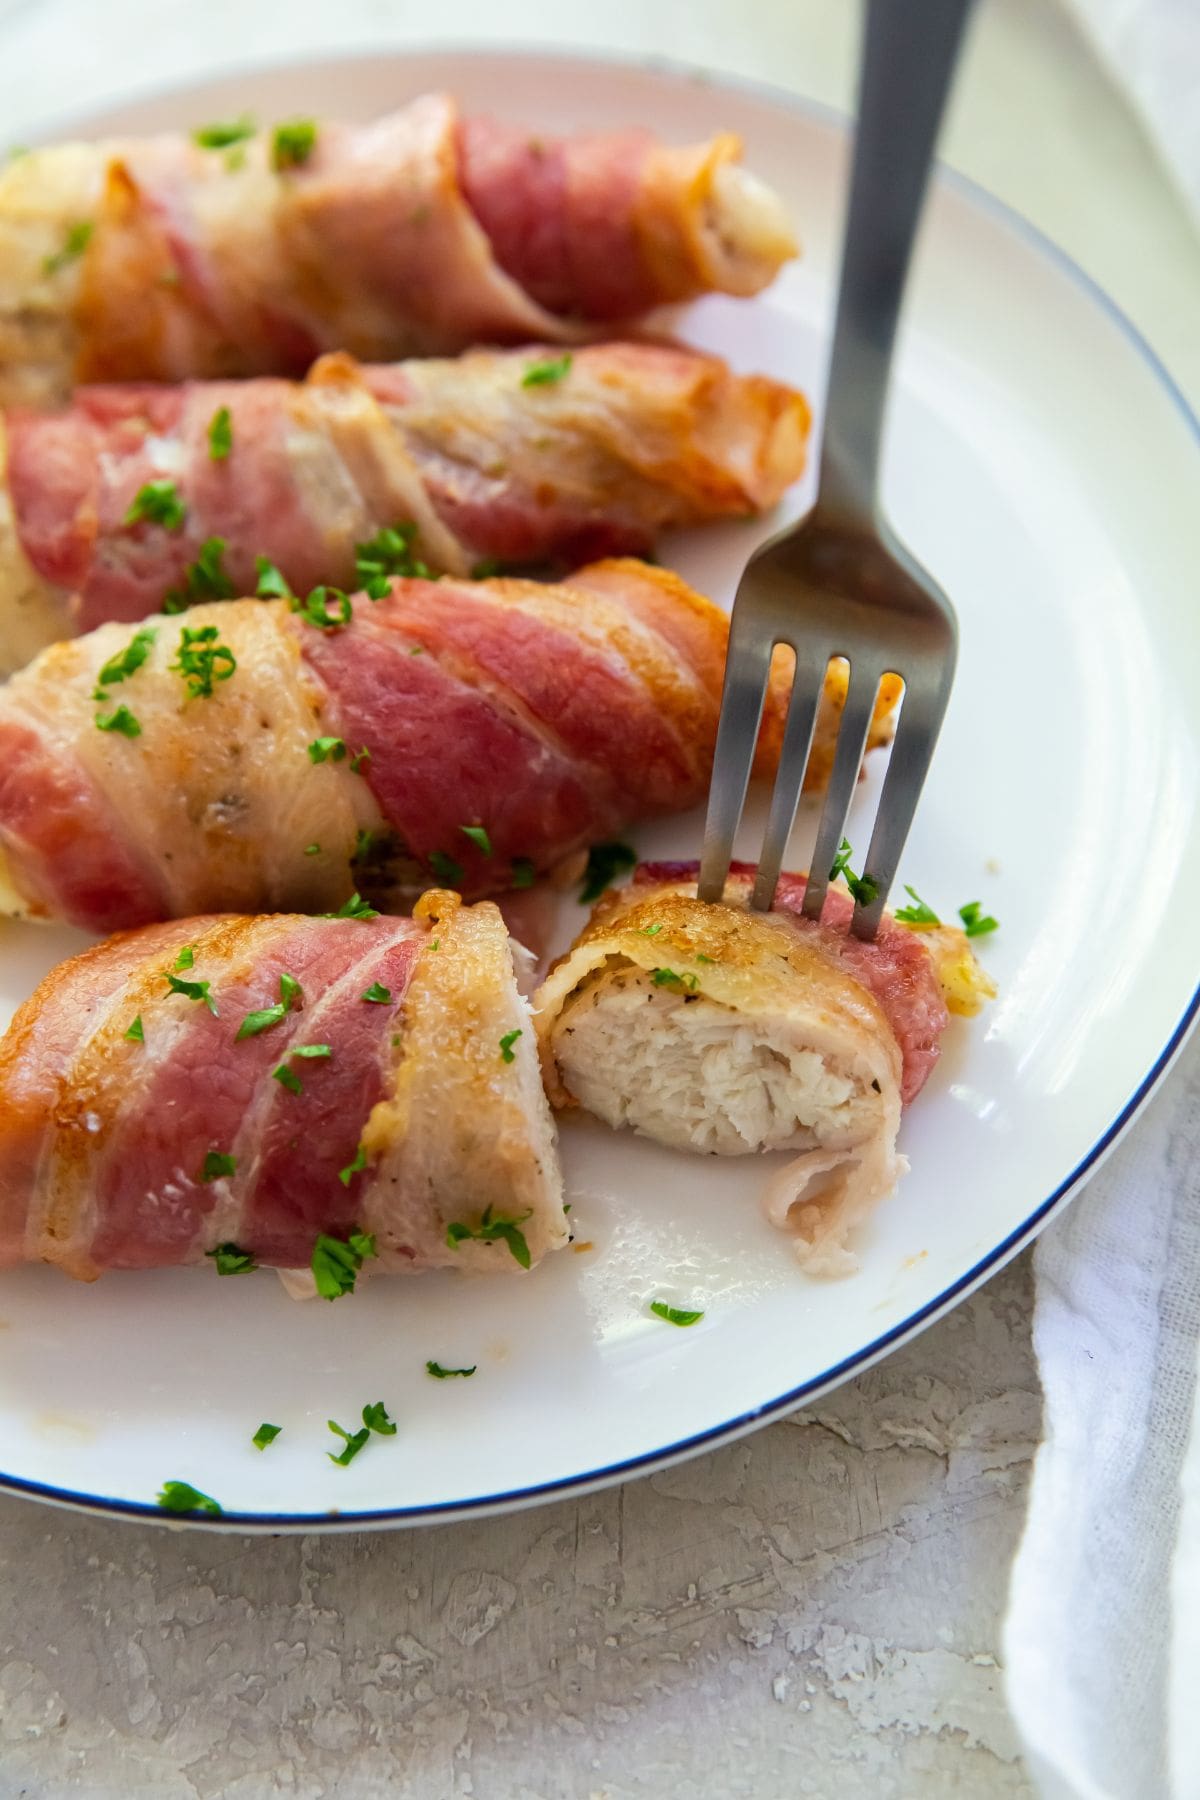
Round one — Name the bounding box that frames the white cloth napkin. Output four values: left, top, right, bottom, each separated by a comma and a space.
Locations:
1004, 1033, 1200, 1798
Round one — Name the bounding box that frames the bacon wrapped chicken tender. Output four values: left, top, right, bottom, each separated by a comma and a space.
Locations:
535, 864, 995, 1275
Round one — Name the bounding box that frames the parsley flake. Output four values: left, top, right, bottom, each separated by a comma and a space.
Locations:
350, 747, 371, 774
312, 1229, 378, 1300
894, 886, 941, 927
295, 585, 352, 630
170, 622, 237, 698
429, 850, 464, 887
164, 536, 236, 612
460, 824, 492, 857
650, 967, 699, 992
304, 842, 321, 857
174, 947, 195, 970
271, 119, 317, 171
255, 556, 292, 600
362, 983, 392, 1004
206, 1243, 257, 1276
325, 893, 378, 921
580, 841, 636, 904
361, 1400, 396, 1436
166, 972, 218, 1015
327, 1421, 369, 1466
307, 736, 347, 764
156, 1480, 222, 1516
354, 523, 432, 595
510, 857, 536, 889
200, 1150, 236, 1183
639, 923, 664, 936
958, 900, 999, 938
252, 1422, 281, 1451
829, 838, 879, 907
96, 626, 158, 692
271, 1044, 332, 1094
499, 1028, 522, 1063
521, 353, 572, 388
338, 1143, 368, 1187
42, 219, 93, 276
192, 116, 255, 150
446, 1206, 533, 1270
124, 479, 186, 531
649, 1300, 704, 1327
207, 405, 233, 461
426, 1361, 476, 1379
95, 704, 141, 738
124, 1015, 144, 1043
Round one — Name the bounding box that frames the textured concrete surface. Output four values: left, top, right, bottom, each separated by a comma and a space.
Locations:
0, 1255, 1038, 1798
0, 0, 1195, 1794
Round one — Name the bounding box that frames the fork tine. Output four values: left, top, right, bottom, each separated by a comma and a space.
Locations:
750, 651, 827, 911
801, 663, 884, 921
851, 657, 955, 938
697, 610, 773, 903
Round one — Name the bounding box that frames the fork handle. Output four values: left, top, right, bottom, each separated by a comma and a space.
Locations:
819, 0, 975, 522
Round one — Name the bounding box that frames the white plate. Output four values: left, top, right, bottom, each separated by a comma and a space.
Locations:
1, 49, 1198, 1531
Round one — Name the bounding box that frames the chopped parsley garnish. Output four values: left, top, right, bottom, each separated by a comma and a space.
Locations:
352, 829, 374, 862
236, 971, 302, 1039
639, 922, 664, 936
271, 119, 317, 171
325, 893, 378, 921
304, 843, 321, 857
175, 947, 195, 970
192, 116, 256, 150
164, 536, 236, 612
252, 1422, 281, 1451
96, 626, 158, 693
829, 838, 879, 907
295, 585, 352, 629
42, 219, 93, 276
338, 1143, 368, 1187
255, 556, 291, 600
521, 353, 572, 388
327, 1421, 369, 1466
460, 824, 492, 856
470, 557, 503, 580
207, 405, 233, 461
894, 886, 941, 927
327, 1400, 393, 1465
307, 736, 347, 764
124, 479, 186, 531
166, 971, 218, 1015
311, 1229, 378, 1300
429, 850, 464, 887
95, 704, 141, 738
580, 841, 637, 904
170, 622, 237, 698
426, 1361, 476, 1379
362, 983, 392, 1004
200, 1150, 237, 1183
349, 747, 371, 774
510, 858, 536, 889
271, 1044, 331, 1095
650, 967, 699, 992
499, 1029, 522, 1063
354, 522, 432, 597
206, 1243, 257, 1276
649, 1300, 704, 1327
695, 953, 715, 964
156, 1480, 222, 1516
446, 1206, 533, 1269
958, 900, 999, 938
124, 1015, 144, 1043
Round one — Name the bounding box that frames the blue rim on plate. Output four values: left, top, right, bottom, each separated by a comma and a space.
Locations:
3, 53, 1198, 1530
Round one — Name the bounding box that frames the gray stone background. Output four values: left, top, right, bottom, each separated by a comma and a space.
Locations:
0, 0, 1197, 1793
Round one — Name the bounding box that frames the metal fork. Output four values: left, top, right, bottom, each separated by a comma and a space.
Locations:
698, 0, 973, 940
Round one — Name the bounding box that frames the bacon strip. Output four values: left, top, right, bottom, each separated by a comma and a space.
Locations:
0, 562, 900, 935
0, 96, 798, 409
0, 892, 566, 1281
0, 340, 810, 657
